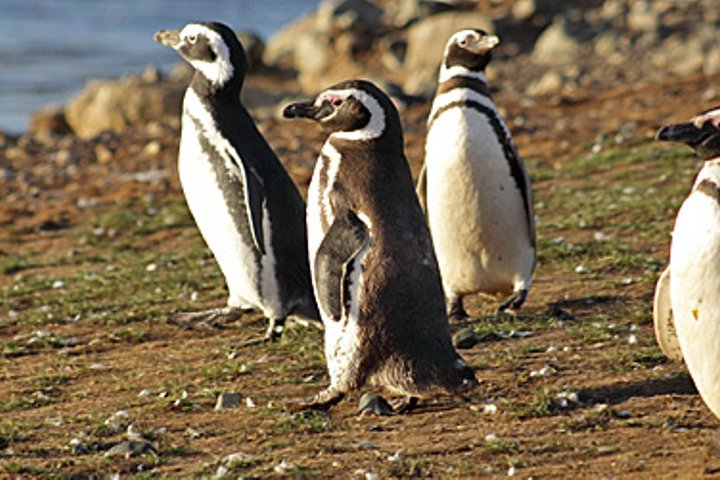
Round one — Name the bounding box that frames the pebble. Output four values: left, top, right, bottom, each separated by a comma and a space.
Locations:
138, 389, 151, 397
483, 404, 498, 415
358, 393, 393, 416
103, 440, 157, 458
105, 410, 130, 432
274, 459, 292, 474
215, 392, 243, 410
223, 451, 253, 467
575, 264, 588, 274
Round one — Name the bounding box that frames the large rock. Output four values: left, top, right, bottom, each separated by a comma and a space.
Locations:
264, 0, 386, 92
402, 11, 494, 96
531, 15, 581, 66
65, 68, 183, 138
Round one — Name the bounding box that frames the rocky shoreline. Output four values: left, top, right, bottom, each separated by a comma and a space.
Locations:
2, 0, 720, 235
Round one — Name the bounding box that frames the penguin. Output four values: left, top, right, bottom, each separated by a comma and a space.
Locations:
283, 80, 478, 410
416, 29, 535, 320
154, 22, 318, 343
654, 108, 720, 418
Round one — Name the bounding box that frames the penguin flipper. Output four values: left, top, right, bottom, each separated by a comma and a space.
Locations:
314, 209, 369, 321
241, 163, 267, 255
652, 266, 683, 362
416, 162, 427, 214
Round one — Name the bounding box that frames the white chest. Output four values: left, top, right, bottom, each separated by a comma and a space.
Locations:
670, 185, 720, 418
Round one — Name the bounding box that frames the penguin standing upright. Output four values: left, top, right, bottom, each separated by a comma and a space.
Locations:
417, 29, 535, 319
283, 80, 478, 410
154, 22, 317, 342
654, 108, 720, 419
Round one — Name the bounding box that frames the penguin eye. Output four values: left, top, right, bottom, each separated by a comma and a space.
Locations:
186, 34, 197, 44
332, 98, 343, 107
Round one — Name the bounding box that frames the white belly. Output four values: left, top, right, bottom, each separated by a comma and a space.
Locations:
425, 108, 533, 297
670, 190, 720, 419
179, 116, 269, 312
307, 143, 365, 390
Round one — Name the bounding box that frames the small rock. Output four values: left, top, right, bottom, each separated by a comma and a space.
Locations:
358, 440, 374, 449
358, 393, 393, 416
483, 404, 498, 415
103, 440, 157, 458
214, 465, 229, 479
215, 392, 243, 410
274, 458, 292, 474
526, 71, 564, 97
453, 327, 480, 349
138, 389, 151, 398
105, 410, 130, 433
223, 451, 253, 467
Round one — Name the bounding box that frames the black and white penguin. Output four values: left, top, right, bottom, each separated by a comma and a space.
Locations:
416, 29, 535, 319
654, 109, 720, 418
154, 22, 318, 342
283, 80, 478, 410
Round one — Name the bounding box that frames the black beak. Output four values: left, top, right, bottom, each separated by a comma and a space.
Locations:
656, 122, 703, 143
282, 100, 333, 121
656, 121, 720, 160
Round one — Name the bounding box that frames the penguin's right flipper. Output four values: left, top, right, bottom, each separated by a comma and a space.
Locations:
416, 162, 428, 213
314, 209, 369, 321
653, 266, 683, 362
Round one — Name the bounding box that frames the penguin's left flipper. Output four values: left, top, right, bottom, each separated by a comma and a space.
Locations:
314, 209, 369, 321
240, 162, 267, 255
416, 162, 427, 213
653, 266, 683, 362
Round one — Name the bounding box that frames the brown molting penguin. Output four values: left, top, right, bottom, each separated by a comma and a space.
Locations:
283, 79, 478, 411
417, 29, 536, 320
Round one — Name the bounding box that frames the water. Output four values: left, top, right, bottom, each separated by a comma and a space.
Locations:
0, 0, 321, 133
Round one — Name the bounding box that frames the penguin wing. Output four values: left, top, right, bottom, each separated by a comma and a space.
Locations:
314, 209, 369, 321
416, 162, 428, 214
507, 141, 536, 246
652, 266, 683, 362
235, 154, 266, 255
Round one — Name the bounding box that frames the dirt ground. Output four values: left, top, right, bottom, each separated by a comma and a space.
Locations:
3, 71, 720, 478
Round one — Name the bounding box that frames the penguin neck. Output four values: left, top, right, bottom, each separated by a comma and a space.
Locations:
190, 70, 243, 105
438, 65, 487, 85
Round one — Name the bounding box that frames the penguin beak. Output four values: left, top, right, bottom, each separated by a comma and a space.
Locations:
478, 34, 500, 51
154, 29, 181, 48
655, 122, 703, 143
656, 121, 720, 160
282, 100, 333, 121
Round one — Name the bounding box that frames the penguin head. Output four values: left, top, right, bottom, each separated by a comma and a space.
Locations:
656, 108, 720, 160
154, 22, 247, 90
444, 29, 500, 72
283, 80, 402, 145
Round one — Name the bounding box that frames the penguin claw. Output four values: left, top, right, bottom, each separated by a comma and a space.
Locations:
289, 387, 345, 412
390, 396, 419, 414
168, 307, 243, 329
497, 289, 528, 314
236, 318, 286, 348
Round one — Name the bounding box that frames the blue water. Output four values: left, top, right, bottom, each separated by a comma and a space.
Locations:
0, 0, 321, 133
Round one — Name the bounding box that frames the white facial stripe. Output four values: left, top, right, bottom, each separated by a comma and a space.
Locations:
328, 88, 386, 141
180, 24, 234, 87
438, 65, 487, 84
429, 87, 509, 137
694, 109, 720, 128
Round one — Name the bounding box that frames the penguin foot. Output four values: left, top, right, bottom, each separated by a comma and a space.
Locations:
390, 396, 419, 414
168, 307, 244, 329
448, 297, 470, 323
236, 318, 286, 348
498, 289, 528, 314
291, 387, 345, 412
